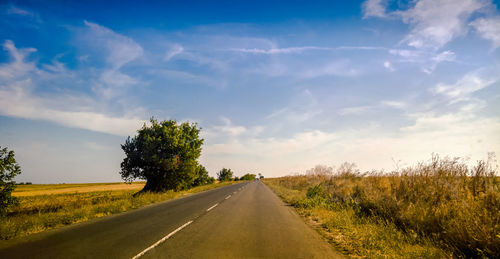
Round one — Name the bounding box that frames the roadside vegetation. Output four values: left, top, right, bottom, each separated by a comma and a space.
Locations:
0, 146, 21, 217
217, 168, 234, 182
263, 155, 499, 258
0, 181, 236, 240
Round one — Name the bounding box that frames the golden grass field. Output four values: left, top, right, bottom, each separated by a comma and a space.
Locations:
12, 182, 146, 196
263, 156, 499, 258
1, 181, 236, 240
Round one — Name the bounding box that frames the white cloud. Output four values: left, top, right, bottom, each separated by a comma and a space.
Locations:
164, 44, 184, 61
299, 60, 359, 78
229, 46, 332, 54
81, 21, 144, 99
395, 0, 486, 50
381, 100, 406, 109
0, 79, 144, 136
266, 89, 322, 123
434, 69, 497, 102
230, 45, 387, 55
83, 21, 143, 69
431, 50, 456, 63
470, 16, 500, 49
338, 105, 372, 116
389, 48, 456, 73
152, 69, 227, 88
389, 48, 422, 59
7, 6, 35, 17
214, 117, 247, 136
201, 111, 500, 176
0, 40, 36, 79
422, 50, 456, 73
383, 60, 394, 71
0, 40, 146, 136
362, 0, 388, 18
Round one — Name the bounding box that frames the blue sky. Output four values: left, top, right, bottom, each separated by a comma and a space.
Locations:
1, 0, 499, 183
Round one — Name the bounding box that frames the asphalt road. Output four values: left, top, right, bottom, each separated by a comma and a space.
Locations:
0, 181, 343, 259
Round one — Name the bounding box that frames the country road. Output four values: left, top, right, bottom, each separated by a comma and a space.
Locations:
0, 181, 343, 259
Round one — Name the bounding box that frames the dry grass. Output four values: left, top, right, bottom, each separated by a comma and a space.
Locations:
264, 155, 499, 258
0, 181, 236, 240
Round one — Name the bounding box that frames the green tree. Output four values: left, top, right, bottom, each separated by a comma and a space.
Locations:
240, 173, 256, 181
217, 168, 233, 182
120, 118, 204, 192
193, 165, 215, 186
0, 146, 21, 217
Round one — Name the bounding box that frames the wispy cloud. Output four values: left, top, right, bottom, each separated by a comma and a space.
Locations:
299, 60, 359, 78
338, 105, 372, 116
229, 45, 387, 55
80, 21, 144, 99
362, 0, 388, 19
0, 40, 146, 136
265, 89, 322, 124
83, 21, 143, 69
5, 5, 42, 24
164, 44, 184, 61
433, 68, 498, 103
470, 16, 500, 49
383, 60, 394, 71
380, 100, 406, 109
7, 6, 35, 17
395, 0, 486, 50
389, 48, 456, 73
229, 46, 332, 54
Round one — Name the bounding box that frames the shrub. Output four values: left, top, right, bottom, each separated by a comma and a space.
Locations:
0, 146, 21, 217
217, 168, 233, 182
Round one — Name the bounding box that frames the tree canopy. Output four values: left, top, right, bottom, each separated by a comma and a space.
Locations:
217, 168, 233, 182
120, 118, 204, 192
0, 146, 21, 216
239, 173, 256, 181
193, 164, 215, 186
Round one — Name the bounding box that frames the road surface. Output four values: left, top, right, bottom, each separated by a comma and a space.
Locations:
0, 181, 343, 258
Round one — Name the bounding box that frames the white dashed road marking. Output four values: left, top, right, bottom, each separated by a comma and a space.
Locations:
132, 220, 193, 259
206, 203, 219, 212
225, 195, 231, 200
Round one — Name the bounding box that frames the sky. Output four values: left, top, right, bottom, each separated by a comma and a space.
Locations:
1, 0, 499, 183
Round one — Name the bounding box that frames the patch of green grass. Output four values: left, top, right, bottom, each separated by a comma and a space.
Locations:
0, 181, 236, 240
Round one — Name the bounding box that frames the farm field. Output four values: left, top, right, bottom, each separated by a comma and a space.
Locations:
12, 182, 146, 196
1, 181, 236, 240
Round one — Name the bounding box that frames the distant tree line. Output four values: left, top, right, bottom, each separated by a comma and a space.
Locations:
216, 168, 258, 181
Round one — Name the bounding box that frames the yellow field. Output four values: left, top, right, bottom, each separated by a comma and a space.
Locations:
1, 181, 236, 241
13, 182, 145, 197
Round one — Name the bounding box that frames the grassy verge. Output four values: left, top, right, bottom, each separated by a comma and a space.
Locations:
0, 181, 236, 240
263, 156, 499, 258
264, 178, 448, 258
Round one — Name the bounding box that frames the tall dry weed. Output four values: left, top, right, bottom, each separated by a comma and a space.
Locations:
276, 155, 499, 257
